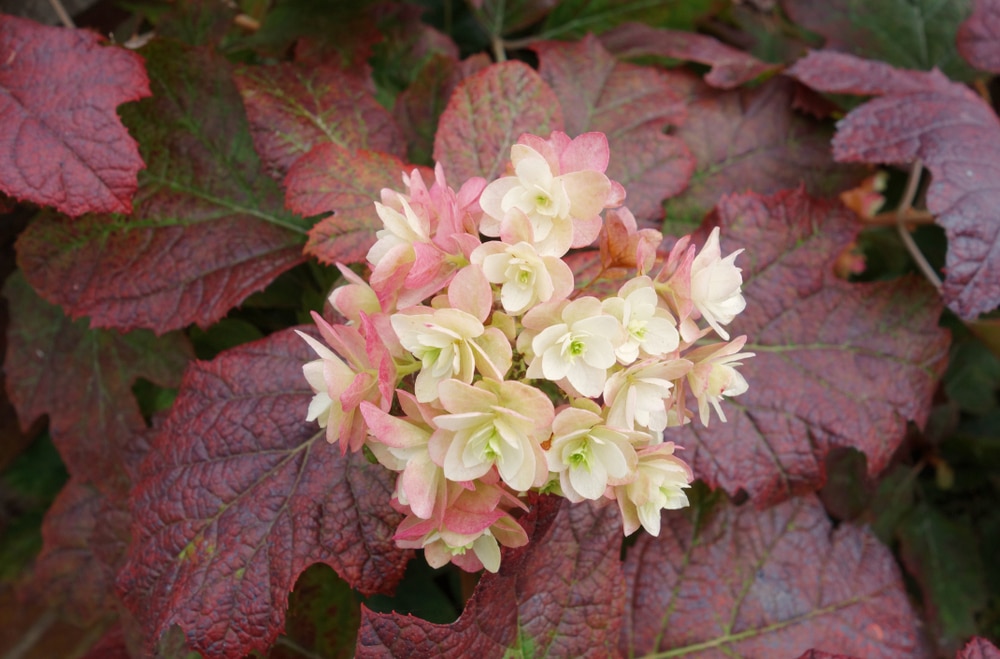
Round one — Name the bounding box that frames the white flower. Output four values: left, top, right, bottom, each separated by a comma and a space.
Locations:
527, 297, 623, 397
390, 308, 484, 402
428, 379, 553, 492
690, 227, 746, 340
615, 443, 693, 536
603, 276, 680, 364
604, 358, 692, 433
479, 144, 610, 257
472, 240, 574, 315
546, 405, 639, 502
366, 194, 429, 266
685, 335, 753, 426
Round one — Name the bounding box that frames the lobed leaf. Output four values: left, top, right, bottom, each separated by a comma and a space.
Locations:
662, 76, 865, 228
788, 50, 1000, 318
782, 0, 977, 81
958, 0, 1000, 73
117, 328, 409, 658
0, 16, 150, 216
675, 189, 948, 505
600, 22, 778, 89
3, 273, 191, 491
433, 61, 564, 183
285, 143, 410, 264
357, 497, 625, 658
234, 62, 405, 180
24, 479, 118, 626
623, 495, 927, 658
15, 40, 309, 334
534, 35, 694, 221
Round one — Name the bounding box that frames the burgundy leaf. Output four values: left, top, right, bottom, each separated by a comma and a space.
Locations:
24, 479, 118, 626
662, 76, 866, 227
600, 22, 778, 89
623, 495, 927, 658
676, 189, 948, 505
433, 61, 564, 182
958, 0, 1000, 72
534, 35, 693, 221
234, 63, 404, 180
284, 144, 409, 264
357, 497, 625, 658
81, 624, 132, 659
16, 40, 308, 334
788, 50, 1000, 318
0, 15, 149, 216
117, 328, 410, 658
3, 273, 191, 490
394, 53, 491, 165
958, 638, 1000, 659
795, 652, 863, 659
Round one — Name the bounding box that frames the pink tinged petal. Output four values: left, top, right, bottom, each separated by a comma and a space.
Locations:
400, 458, 441, 519
559, 170, 612, 219
438, 379, 496, 413
570, 214, 604, 249
546, 256, 575, 300
559, 131, 610, 173
511, 145, 555, 185
449, 265, 493, 322
637, 504, 662, 536
497, 207, 534, 244
359, 401, 430, 449
423, 542, 451, 569
295, 329, 337, 361
535, 216, 574, 257
516, 132, 561, 172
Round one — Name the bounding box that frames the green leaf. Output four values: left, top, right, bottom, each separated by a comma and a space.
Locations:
784, 0, 978, 81
540, 0, 718, 41
898, 503, 988, 647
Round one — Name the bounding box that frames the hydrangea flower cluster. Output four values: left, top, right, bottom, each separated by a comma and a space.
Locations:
298, 131, 752, 573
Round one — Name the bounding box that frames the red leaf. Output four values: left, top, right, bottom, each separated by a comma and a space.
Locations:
433, 61, 564, 182
795, 652, 863, 659
357, 497, 625, 658
0, 16, 149, 216
788, 50, 1000, 318
623, 495, 927, 658
600, 22, 778, 89
3, 273, 191, 490
15, 40, 308, 334
663, 76, 866, 227
24, 479, 118, 626
285, 144, 409, 264
534, 35, 694, 221
394, 53, 491, 165
958, 0, 1000, 72
958, 638, 1000, 659
675, 189, 948, 505
117, 328, 410, 658
81, 624, 132, 659
234, 63, 404, 179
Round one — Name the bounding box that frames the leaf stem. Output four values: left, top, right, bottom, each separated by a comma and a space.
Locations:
895, 160, 942, 291
865, 208, 935, 226
47, 0, 75, 28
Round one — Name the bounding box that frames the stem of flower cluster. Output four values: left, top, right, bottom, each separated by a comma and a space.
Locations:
895, 160, 942, 292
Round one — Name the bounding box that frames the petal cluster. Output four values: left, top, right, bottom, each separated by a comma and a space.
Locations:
297, 130, 753, 573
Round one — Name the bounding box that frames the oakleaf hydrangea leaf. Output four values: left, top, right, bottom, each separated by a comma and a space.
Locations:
284, 144, 411, 264
3, 273, 191, 491
600, 22, 777, 89
662, 76, 865, 228
534, 35, 694, 221
15, 40, 309, 334
234, 62, 405, 179
0, 15, 149, 216
117, 328, 409, 658
958, 0, 1000, 73
624, 495, 927, 657
433, 61, 564, 183
676, 189, 948, 505
357, 497, 625, 658
788, 50, 1000, 318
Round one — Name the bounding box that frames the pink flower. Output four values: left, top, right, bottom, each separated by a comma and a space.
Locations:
615, 443, 693, 536
685, 335, 754, 426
